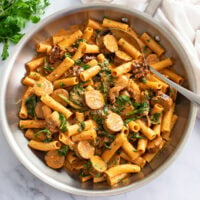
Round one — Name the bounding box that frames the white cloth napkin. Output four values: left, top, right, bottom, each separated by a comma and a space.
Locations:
81, 0, 200, 117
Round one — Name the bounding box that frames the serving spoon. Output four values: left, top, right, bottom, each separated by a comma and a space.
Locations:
97, 28, 200, 106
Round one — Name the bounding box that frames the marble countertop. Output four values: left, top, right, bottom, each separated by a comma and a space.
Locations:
0, 0, 200, 199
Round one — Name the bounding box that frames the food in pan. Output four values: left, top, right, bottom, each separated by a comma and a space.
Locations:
19, 17, 183, 186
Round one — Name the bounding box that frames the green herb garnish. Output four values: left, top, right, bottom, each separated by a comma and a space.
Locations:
124, 116, 141, 125
58, 145, 69, 156
78, 121, 85, 132
59, 113, 67, 132
150, 112, 161, 124
72, 38, 86, 48
74, 59, 82, 65
25, 94, 38, 117
129, 132, 146, 139
84, 161, 92, 169
59, 82, 65, 88
104, 142, 111, 150
80, 64, 90, 70
43, 60, 54, 73
0, 0, 50, 60
64, 51, 72, 58
112, 95, 132, 114
34, 128, 51, 138
43, 138, 52, 143
126, 102, 150, 116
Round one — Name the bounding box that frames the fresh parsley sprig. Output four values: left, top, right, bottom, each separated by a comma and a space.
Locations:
0, 0, 50, 60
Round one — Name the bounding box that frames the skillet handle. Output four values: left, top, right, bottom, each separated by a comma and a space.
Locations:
144, 0, 163, 16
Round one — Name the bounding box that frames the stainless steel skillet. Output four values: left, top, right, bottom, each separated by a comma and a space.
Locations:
0, 1, 198, 196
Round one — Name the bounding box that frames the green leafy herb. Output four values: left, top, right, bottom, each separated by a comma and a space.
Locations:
69, 83, 85, 106
89, 111, 104, 131
84, 161, 92, 169
124, 116, 141, 125
80, 64, 90, 70
112, 95, 132, 114
126, 102, 150, 116
129, 132, 146, 139
59, 113, 67, 132
34, 128, 51, 138
78, 121, 85, 132
0, 0, 50, 60
25, 94, 38, 117
103, 106, 109, 115
36, 83, 41, 87
99, 131, 115, 140
104, 142, 111, 150
58, 145, 69, 156
43, 138, 52, 143
72, 38, 86, 48
43, 60, 54, 73
64, 51, 72, 58
74, 59, 82, 65
59, 82, 65, 88
1, 40, 9, 60
150, 112, 161, 124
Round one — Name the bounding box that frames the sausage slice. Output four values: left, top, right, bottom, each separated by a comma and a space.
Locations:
51, 89, 69, 106
104, 112, 123, 133
35, 102, 45, 119
75, 141, 95, 159
33, 77, 53, 96
85, 90, 105, 110
115, 50, 132, 62
103, 34, 118, 53
45, 150, 65, 169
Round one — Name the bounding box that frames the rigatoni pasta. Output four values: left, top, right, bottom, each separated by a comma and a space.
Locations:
19, 17, 181, 186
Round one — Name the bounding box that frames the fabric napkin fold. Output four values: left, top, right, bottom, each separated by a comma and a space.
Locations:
81, 0, 200, 117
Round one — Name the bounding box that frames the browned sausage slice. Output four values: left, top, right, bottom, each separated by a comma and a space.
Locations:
45, 150, 65, 169
75, 141, 95, 159
90, 155, 107, 173
33, 77, 53, 96
35, 102, 45, 119
50, 89, 69, 106
103, 34, 118, 53
115, 50, 132, 62
104, 112, 124, 133
85, 90, 105, 110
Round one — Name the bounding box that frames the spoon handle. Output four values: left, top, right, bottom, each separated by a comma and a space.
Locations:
150, 67, 200, 106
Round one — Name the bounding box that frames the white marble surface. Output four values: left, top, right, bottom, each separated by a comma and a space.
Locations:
0, 0, 200, 199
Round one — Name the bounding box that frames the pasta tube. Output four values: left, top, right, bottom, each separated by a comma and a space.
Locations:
140, 33, 165, 56
46, 57, 74, 82
41, 94, 72, 119
118, 38, 142, 59
29, 140, 61, 151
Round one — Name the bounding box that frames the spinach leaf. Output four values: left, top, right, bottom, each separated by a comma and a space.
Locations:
25, 94, 38, 117
58, 145, 69, 156
150, 112, 161, 124
34, 128, 51, 138
59, 113, 67, 132
126, 102, 150, 116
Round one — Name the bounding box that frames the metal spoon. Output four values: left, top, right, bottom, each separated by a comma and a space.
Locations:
97, 28, 200, 106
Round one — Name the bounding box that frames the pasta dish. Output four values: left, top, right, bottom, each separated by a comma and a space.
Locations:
18, 17, 183, 186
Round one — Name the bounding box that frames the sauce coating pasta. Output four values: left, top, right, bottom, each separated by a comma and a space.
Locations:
19, 17, 182, 186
